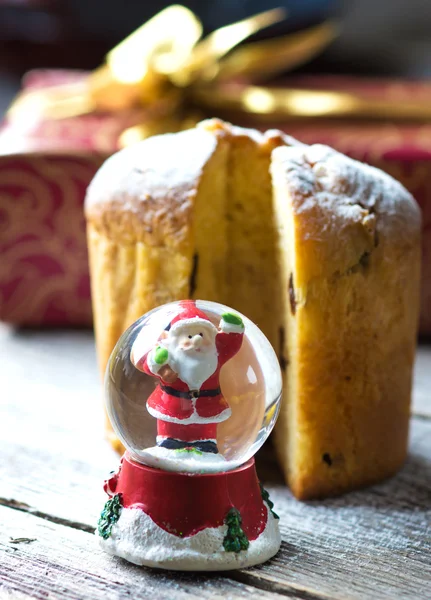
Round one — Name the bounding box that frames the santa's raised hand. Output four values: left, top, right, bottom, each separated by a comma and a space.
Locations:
146, 345, 178, 383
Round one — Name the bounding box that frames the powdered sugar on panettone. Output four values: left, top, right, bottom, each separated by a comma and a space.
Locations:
84, 127, 221, 245
99, 503, 280, 570
86, 128, 218, 213
271, 143, 421, 241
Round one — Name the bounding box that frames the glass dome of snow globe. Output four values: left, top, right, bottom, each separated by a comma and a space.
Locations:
105, 299, 282, 474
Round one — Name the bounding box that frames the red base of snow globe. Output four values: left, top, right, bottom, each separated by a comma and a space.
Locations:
98, 453, 281, 571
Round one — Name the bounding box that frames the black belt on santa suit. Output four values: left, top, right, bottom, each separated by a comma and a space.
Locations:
160, 384, 222, 400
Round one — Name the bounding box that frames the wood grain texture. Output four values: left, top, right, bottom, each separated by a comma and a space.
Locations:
0, 505, 291, 600
0, 325, 430, 600
248, 419, 431, 600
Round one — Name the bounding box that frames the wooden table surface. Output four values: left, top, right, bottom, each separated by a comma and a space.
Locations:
0, 325, 430, 600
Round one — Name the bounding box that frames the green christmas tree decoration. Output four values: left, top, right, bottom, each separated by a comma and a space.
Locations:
98, 494, 123, 539
223, 508, 249, 553
259, 483, 279, 519
175, 447, 203, 456
221, 312, 244, 327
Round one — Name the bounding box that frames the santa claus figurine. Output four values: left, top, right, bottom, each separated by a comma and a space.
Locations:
132, 300, 244, 456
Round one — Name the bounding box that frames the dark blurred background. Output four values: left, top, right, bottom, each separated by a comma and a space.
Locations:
0, 0, 430, 115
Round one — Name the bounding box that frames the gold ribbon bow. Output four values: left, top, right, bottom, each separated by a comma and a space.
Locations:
7, 6, 337, 131
8, 4, 431, 142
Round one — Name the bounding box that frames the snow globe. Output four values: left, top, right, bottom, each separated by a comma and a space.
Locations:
97, 299, 282, 570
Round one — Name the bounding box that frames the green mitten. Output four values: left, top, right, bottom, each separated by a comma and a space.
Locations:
222, 312, 244, 327
154, 346, 169, 365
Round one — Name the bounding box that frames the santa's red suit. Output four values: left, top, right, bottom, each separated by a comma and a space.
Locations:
133, 301, 244, 453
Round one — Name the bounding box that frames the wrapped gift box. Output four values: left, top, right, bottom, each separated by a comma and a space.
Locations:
1, 71, 430, 333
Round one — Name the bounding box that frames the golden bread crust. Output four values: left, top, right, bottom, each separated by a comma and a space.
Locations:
272, 143, 420, 284
84, 119, 298, 248
85, 126, 222, 248
271, 144, 421, 499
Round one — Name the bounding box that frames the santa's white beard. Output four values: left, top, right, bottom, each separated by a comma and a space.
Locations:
168, 344, 218, 390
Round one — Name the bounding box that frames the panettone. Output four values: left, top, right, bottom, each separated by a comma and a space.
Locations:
85, 119, 421, 498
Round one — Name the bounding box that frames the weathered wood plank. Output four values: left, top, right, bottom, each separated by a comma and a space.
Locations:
0, 505, 289, 600
0, 442, 108, 529
0, 326, 104, 462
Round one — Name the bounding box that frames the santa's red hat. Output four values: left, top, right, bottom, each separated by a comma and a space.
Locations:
167, 301, 217, 336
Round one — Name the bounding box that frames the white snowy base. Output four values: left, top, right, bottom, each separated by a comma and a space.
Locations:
138, 445, 228, 474
99, 505, 281, 571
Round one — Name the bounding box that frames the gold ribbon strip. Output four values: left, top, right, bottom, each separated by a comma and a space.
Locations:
192, 83, 431, 121
7, 4, 431, 135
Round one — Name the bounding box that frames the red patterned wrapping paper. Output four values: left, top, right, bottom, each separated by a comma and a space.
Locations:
0, 154, 99, 325
1, 72, 430, 333
0, 70, 149, 326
